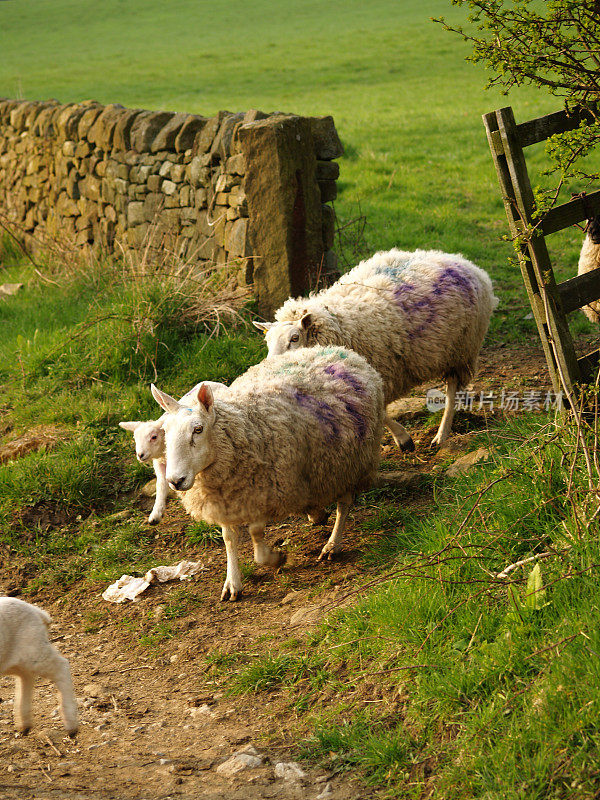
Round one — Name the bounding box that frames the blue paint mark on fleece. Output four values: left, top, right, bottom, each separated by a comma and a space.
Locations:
292, 390, 340, 441
323, 363, 368, 439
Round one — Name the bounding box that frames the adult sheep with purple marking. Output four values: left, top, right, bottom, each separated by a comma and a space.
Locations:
255, 248, 498, 447
150, 346, 385, 601
577, 216, 600, 323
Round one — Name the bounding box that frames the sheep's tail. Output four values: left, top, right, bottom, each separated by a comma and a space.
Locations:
33, 606, 52, 628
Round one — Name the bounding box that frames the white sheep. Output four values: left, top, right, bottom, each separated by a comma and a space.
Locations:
254, 248, 498, 447
150, 346, 385, 601
119, 381, 228, 524
0, 597, 77, 735
577, 216, 600, 323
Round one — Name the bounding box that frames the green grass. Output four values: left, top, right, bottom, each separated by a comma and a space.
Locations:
1, 0, 598, 341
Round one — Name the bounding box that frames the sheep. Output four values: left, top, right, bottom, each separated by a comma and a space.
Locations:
577, 216, 600, 323
0, 597, 77, 735
150, 346, 385, 601
119, 381, 228, 524
254, 248, 498, 448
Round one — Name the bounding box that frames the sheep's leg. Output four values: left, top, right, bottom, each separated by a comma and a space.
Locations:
220, 526, 243, 601
307, 508, 329, 525
13, 671, 34, 733
431, 375, 459, 446
385, 414, 415, 452
43, 653, 78, 735
249, 523, 286, 568
148, 459, 168, 525
318, 492, 353, 562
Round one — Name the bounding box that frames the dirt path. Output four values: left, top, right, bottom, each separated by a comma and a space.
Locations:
0, 339, 580, 799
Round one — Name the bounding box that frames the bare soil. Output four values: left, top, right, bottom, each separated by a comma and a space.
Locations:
0, 338, 582, 800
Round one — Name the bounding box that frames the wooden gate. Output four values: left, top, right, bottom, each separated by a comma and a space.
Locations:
483, 105, 600, 397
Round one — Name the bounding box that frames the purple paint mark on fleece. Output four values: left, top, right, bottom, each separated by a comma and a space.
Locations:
293, 390, 340, 441
324, 363, 366, 394
391, 264, 476, 339
341, 397, 367, 439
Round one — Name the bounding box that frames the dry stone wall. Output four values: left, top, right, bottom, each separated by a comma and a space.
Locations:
0, 98, 343, 316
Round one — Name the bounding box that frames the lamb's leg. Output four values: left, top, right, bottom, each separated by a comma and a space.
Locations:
318, 492, 353, 562
249, 523, 286, 568
431, 375, 459, 446
42, 652, 78, 735
385, 414, 415, 452
148, 459, 168, 525
220, 526, 243, 601
13, 671, 34, 733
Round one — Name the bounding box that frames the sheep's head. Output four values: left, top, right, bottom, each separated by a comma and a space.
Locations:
119, 419, 165, 463
253, 313, 314, 357
151, 382, 216, 492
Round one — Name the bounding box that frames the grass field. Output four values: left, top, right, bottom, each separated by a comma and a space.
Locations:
1, 0, 594, 339
2, 1, 600, 797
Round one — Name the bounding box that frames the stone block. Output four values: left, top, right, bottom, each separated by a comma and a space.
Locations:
238, 114, 323, 316
113, 109, 143, 151
225, 217, 248, 258
322, 203, 336, 249
192, 113, 228, 155
87, 104, 126, 150
162, 180, 177, 195
159, 161, 172, 178
151, 112, 188, 152
309, 116, 344, 160
129, 110, 175, 153
318, 179, 337, 202
147, 174, 161, 192
144, 192, 163, 222
316, 159, 340, 180
175, 115, 207, 152
211, 112, 245, 160
225, 153, 246, 175
170, 164, 185, 182
127, 201, 146, 226
77, 105, 103, 140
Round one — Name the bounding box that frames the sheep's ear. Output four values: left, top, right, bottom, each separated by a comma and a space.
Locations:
151, 384, 181, 414
300, 313, 313, 331
197, 382, 214, 412
119, 420, 141, 432
253, 321, 273, 333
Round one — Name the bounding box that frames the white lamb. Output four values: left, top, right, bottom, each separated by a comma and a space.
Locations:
119, 381, 228, 524
254, 248, 498, 447
150, 346, 385, 601
577, 216, 600, 323
0, 597, 77, 735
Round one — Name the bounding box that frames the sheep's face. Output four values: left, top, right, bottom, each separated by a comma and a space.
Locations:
119, 420, 165, 463
253, 314, 313, 357
151, 383, 216, 492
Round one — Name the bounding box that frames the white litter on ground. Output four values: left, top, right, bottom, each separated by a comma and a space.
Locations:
102, 560, 207, 603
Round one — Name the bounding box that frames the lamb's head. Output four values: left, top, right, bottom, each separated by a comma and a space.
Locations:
151, 383, 216, 492
587, 215, 600, 245
253, 313, 320, 357
119, 419, 165, 463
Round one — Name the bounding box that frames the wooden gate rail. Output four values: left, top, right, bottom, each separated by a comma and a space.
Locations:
483, 105, 600, 397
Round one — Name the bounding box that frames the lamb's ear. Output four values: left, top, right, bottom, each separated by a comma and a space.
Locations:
151, 384, 181, 414
119, 421, 141, 432
253, 321, 273, 333
197, 382, 214, 412
300, 313, 313, 331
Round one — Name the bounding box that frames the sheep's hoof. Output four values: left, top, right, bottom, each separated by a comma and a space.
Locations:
17, 725, 31, 736
274, 551, 287, 570
317, 545, 340, 562
399, 436, 415, 453
308, 509, 329, 525
147, 516, 161, 526
65, 726, 79, 738
220, 584, 242, 602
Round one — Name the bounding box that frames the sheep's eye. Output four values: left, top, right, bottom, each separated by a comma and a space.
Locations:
193, 425, 203, 435
150, 434, 157, 441
290, 334, 300, 343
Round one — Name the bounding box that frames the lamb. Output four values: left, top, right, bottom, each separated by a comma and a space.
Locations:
254, 248, 498, 447
119, 381, 228, 524
150, 346, 385, 601
577, 216, 600, 323
0, 597, 77, 735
